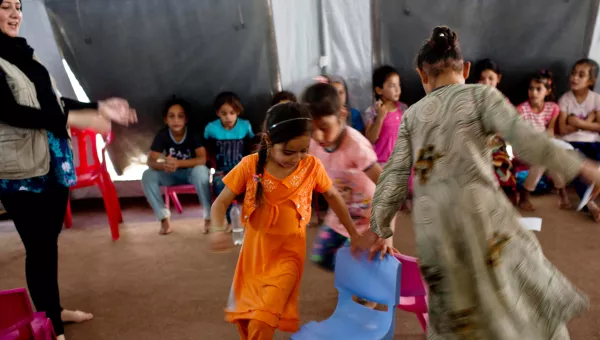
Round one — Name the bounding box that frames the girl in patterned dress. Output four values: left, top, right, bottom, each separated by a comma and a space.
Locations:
364, 26, 600, 339
208, 102, 370, 339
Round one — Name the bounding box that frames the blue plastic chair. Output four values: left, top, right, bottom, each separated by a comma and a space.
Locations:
292, 247, 402, 340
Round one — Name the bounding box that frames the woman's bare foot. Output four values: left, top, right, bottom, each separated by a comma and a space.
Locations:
588, 202, 600, 222
558, 188, 572, 210
159, 218, 172, 235
61, 309, 93, 323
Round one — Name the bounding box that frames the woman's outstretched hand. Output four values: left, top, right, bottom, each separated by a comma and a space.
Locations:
350, 228, 397, 260
99, 98, 138, 126
350, 228, 379, 254
367, 238, 398, 261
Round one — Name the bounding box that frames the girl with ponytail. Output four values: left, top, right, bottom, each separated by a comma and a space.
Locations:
208, 102, 376, 338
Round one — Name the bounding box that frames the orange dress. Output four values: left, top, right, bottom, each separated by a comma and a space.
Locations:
223, 154, 332, 332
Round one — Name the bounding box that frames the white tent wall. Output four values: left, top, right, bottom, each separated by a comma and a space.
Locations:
588, 2, 600, 92
271, 0, 322, 96
19, 0, 75, 99
323, 0, 372, 112
271, 0, 372, 110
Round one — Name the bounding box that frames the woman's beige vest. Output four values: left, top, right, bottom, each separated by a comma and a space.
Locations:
0, 56, 65, 180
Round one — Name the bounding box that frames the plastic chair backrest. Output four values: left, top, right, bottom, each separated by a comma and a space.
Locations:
70, 128, 111, 176
394, 253, 427, 297
335, 247, 401, 307
0, 288, 33, 335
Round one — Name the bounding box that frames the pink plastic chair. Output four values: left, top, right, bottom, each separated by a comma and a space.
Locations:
164, 184, 196, 214
0, 288, 57, 340
163, 155, 216, 214
394, 253, 429, 332
64, 128, 123, 240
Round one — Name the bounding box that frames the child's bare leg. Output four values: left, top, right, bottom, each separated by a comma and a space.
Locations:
61, 309, 93, 323
588, 201, 600, 222
519, 166, 545, 211
551, 173, 572, 209
557, 188, 572, 209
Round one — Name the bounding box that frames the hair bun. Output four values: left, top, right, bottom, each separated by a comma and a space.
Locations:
430, 26, 456, 53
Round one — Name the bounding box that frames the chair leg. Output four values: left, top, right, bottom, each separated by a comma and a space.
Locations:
102, 171, 123, 222
165, 188, 171, 210
98, 178, 120, 241
64, 198, 73, 229
416, 313, 428, 332
171, 192, 184, 214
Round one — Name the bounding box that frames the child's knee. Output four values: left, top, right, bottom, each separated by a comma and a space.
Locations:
141, 168, 160, 186
190, 165, 210, 183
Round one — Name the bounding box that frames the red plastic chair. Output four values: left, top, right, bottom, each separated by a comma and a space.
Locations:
0, 288, 57, 340
64, 128, 123, 240
394, 253, 428, 332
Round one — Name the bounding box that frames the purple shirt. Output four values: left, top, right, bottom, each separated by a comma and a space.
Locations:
363, 102, 408, 163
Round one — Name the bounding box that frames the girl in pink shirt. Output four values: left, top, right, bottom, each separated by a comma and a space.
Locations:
363, 65, 408, 164
517, 70, 569, 211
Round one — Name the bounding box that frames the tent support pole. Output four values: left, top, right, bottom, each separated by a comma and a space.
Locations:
265, 0, 282, 93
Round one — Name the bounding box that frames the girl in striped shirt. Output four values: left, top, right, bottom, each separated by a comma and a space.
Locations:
517, 70, 571, 210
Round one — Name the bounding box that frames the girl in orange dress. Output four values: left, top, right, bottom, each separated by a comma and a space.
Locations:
209, 102, 369, 339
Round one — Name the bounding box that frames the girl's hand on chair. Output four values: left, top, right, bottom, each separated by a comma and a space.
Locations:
209, 230, 233, 252
350, 229, 379, 255
368, 239, 398, 261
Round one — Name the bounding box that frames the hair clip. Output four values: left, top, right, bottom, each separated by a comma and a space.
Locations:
314, 76, 329, 84
439, 33, 445, 37
253, 174, 263, 183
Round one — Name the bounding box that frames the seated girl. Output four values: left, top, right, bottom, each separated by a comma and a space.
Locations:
142, 97, 212, 234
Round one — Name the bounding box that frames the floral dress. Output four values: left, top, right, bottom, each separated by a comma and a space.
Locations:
0, 132, 76, 193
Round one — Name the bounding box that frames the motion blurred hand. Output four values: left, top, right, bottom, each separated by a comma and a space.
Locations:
350, 228, 397, 260
99, 98, 138, 126
367, 238, 398, 261
89, 114, 112, 135
209, 230, 233, 252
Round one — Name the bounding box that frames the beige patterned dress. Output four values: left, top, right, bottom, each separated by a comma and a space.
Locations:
370, 84, 589, 339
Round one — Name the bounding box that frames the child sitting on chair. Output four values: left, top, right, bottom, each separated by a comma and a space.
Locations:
142, 97, 212, 235
204, 92, 255, 225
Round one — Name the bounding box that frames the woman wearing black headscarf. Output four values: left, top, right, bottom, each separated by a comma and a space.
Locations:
0, 1, 137, 339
